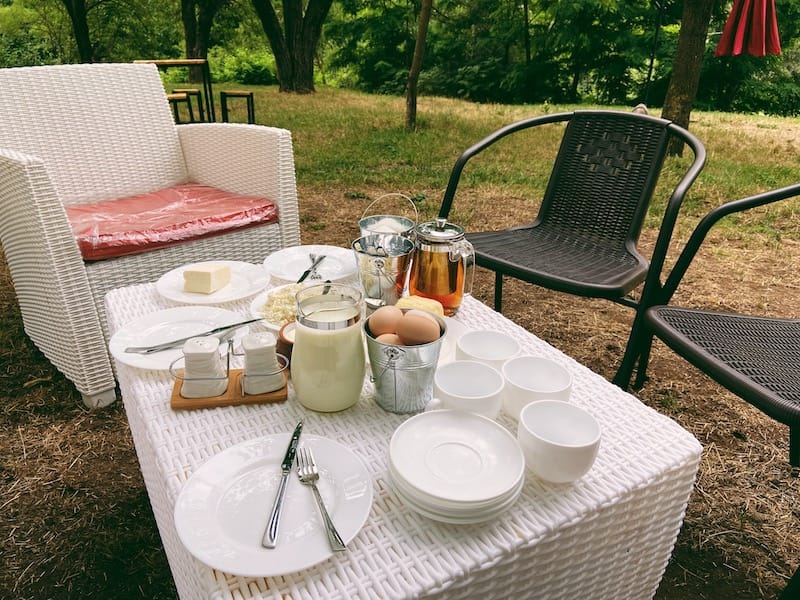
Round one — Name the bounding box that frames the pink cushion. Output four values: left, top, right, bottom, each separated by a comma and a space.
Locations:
66, 183, 279, 260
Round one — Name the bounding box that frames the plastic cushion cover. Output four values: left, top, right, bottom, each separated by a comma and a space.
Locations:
66, 183, 279, 260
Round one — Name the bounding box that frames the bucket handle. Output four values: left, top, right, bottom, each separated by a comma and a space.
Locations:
361, 193, 419, 225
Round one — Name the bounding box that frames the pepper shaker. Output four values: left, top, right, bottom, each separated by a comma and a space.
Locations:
180, 337, 228, 398
242, 332, 286, 394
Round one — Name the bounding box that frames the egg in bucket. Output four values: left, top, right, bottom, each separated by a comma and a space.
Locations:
352, 234, 414, 308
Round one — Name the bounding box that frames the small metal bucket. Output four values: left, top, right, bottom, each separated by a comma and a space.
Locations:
365, 314, 446, 413
358, 193, 418, 242
352, 234, 414, 307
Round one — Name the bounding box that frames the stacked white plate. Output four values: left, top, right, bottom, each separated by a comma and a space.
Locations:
388, 410, 525, 524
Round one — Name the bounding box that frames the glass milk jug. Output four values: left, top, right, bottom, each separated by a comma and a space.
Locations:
409, 218, 475, 316
291, 283, 366, 412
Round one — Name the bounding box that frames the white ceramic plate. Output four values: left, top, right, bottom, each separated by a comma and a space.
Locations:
389, 409, 525, 504
108, 306, 249, 370
263, 245, 356, 285
173, 434, 373, 578
155, 261, 270, 305
249, 283, 304, 333
389, 467, 523, 524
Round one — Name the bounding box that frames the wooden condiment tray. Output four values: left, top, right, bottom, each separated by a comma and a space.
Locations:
170, 369, 288, 410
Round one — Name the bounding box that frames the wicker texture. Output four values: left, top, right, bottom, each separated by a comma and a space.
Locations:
648, 308, 800, 426
106, 283, 701, 600
0, 64, 299, 407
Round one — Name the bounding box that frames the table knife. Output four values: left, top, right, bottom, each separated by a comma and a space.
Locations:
262, 419, 304, 548
123, 317, 262, 354
297, 254, 326, 283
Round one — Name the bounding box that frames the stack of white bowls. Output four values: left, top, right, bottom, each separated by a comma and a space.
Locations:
388, 409, 525, 524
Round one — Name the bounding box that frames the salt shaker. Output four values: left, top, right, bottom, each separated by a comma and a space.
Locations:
242, 332, 286, 395
180, 337, 228, 398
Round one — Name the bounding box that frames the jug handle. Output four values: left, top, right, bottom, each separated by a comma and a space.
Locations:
449, 239, 475, 297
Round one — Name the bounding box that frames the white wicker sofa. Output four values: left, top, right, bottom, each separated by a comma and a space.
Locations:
0, 63, 300, 408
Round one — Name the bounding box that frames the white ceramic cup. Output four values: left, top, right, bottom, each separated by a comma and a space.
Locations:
517, 400, 601, 483
501, 355, 573, 421
455, 329, 520, 370
429, 360, 505, 419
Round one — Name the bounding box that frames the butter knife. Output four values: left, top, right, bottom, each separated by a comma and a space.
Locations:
262, 419, 304, 548
297, 254, 326, 283
123, 317, 262, 354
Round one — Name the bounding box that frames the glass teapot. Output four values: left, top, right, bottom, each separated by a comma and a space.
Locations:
409, 218, 475, 316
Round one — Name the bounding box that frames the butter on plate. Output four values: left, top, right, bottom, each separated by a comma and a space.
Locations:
183, 263, 231, 294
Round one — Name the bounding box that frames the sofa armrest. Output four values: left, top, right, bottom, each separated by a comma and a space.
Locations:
0, 147, 113, 397
176, 123, 301, 248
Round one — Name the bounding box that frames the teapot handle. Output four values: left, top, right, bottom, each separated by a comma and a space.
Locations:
450, 239, 475, 297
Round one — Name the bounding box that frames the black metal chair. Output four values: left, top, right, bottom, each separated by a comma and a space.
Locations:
438, 110, 706, 386
618, 183, 800, 468
628, 182, 800, 600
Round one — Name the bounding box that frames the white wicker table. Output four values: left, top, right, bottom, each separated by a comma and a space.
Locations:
105, 283, 701, 600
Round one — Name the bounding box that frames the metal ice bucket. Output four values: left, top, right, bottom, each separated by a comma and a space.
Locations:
365, 314, 446, 414
352, 234, 414, 307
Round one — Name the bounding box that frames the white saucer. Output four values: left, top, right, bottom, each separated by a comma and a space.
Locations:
108, 306, 248, 370
156, 260, 269, 305
389, 467, 523, 524
389, 410, 525, 504
263, 245, 356, 285
174, 434, 373, 578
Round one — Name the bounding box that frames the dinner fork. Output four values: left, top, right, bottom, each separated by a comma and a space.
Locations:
296, 446, 347, 552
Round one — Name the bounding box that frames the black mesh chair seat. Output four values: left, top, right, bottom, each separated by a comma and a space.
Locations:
647, 307, 800, 440
438, 110, 706, 385
469, 226, 648, 297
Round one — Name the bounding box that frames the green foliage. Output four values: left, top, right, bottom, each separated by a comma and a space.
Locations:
208, 47, 277, 85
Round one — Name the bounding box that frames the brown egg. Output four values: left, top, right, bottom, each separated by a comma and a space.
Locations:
368, 305, 404, 336
406, 308, 439, 323
376, 333, 404, 345
396, 311, 441, 346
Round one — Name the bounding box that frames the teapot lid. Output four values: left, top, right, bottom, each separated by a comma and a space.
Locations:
415, 218, 465, 242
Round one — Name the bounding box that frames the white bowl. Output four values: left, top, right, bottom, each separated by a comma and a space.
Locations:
455, 329, 520, 370
502, 355, 573, 421
431, 360, 504, 420
517, 400, 601, 483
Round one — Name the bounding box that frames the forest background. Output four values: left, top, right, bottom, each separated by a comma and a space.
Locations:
2, 0, 800, 116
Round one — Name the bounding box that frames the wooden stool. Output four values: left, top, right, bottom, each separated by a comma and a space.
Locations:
220, 90, 255, 124
172, 88, 205, 121
167, 92, 194, 124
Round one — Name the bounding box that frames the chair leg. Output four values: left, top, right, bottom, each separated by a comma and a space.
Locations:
612, 311, 652, 390
779, 565, 800, 600
790, 426, 800, 468
494, 272, 503, 312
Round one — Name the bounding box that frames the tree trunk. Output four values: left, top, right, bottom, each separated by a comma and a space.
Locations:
181, 0, 228, 83
251, 0, 333, 93
60, 0, 93, 62
405, 0, 433, 131
661, 0, 714, 155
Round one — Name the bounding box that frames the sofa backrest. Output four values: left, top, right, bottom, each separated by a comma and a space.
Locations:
0, 63, 188, 206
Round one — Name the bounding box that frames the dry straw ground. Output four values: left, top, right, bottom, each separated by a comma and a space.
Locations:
2, 109, 799, 599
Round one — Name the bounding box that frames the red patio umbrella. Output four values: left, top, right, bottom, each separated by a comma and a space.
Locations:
714, 0, 781, 57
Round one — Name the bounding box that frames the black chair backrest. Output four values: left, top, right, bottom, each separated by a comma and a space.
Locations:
539, 111, 670, 247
